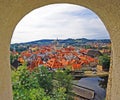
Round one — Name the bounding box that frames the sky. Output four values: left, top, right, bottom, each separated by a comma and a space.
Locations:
11, 4, 110, 44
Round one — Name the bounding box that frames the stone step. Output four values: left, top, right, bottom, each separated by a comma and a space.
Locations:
72, 84, 95, 99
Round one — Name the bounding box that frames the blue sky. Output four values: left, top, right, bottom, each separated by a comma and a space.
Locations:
11, 4, 110, 44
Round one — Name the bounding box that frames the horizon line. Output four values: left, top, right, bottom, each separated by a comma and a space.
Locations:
11, 38, 110, 44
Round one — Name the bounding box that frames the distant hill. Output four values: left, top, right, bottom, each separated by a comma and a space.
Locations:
11, 38, 111, 45
10, 38, 111, 52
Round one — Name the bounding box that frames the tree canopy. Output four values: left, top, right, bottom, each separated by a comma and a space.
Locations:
99, 54, 110, 71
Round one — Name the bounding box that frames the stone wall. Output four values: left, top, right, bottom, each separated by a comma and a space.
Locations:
0, 0, 120, 100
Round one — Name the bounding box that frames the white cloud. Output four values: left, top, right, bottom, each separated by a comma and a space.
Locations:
11, 3, 110, 44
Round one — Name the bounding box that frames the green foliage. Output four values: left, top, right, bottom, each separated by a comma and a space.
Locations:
10, 54, 19, 64
36, 66, 53, 94
54, 69, 73, 93
13, 87, 51, 100
10, 44, 29, 53
52, 87, 67, 100
99, 54, 110, 71
12, 66, 50, 100
12, 66, 73, 100
85, 45, 92, 49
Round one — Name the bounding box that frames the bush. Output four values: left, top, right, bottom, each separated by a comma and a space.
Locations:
12, 66, 73, 100
36, 66, 53, 94
54, 69, 73, 93
12, 66, 50, 100
99, 54, 110, 71
52, 87, 67, 100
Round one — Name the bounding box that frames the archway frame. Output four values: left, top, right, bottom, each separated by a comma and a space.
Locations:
0, 0, 120, 100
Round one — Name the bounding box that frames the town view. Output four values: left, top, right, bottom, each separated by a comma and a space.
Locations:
10, 4, 111, 100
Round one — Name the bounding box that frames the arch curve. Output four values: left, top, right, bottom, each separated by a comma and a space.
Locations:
0, 0, 120, 100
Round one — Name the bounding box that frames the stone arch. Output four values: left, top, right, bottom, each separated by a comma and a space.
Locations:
0, 0, 120, 100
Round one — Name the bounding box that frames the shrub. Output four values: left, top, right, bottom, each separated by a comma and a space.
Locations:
12, 66, 73, 100
12, 66, 50, 100
99, 54, 110, 71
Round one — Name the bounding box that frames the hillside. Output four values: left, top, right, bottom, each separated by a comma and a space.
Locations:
10, 38, 111, 52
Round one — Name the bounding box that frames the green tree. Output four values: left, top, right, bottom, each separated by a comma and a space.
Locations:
12, 66, 73, 100
99, 54, 110, 71
10, 54, 19, 64
54, 69, 73, 93
36, 66, 53, 95
12, 66, 50, 100
52, 87, 67, 100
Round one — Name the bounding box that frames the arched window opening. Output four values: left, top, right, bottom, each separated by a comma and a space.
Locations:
10, 3, 111, 100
